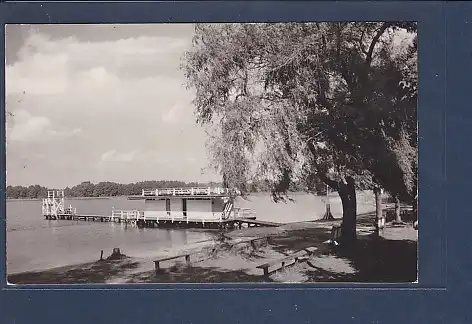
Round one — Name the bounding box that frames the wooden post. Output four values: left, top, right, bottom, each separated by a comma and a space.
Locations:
185, 255, 190, 266
281, 261, 286, 271
263, 267, 269, 277
100, 250, 103, 261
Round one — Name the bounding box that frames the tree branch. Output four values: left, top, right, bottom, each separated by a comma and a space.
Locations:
359, 30, 367, 55
366, 23, 391, 67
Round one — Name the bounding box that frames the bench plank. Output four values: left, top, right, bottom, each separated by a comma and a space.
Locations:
154, 253, 191, 272
256, 246, 318, 276
155, 254, 190, 263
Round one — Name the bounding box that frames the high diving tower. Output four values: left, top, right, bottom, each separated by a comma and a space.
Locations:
42, 190, 76, 219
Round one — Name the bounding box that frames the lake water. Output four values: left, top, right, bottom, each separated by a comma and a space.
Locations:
6, 192, 375, 274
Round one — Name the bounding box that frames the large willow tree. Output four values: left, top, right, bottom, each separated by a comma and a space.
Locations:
182, 22, 417, 242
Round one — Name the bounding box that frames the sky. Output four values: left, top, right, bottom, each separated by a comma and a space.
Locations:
5, 24, 221, 188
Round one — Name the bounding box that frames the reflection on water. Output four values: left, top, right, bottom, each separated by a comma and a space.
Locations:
6, 192, 375, 274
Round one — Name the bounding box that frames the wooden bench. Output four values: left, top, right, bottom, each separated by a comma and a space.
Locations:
154, 253, 191, 272
256, 247, 318, 277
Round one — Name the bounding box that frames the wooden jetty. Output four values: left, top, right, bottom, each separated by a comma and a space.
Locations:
42, 187, 283, 229
45, 211, 281, 229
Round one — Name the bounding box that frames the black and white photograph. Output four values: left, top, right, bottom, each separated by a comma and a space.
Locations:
5, 22, 418, 284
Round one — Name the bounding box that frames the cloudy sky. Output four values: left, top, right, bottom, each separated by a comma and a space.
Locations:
5, 24, 220, 188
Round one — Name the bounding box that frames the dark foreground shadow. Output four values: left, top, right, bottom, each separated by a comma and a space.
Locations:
8, 258, 140, 285
127, 266, 273, 283
269, 226, 333, 254
304, 235, 418, 283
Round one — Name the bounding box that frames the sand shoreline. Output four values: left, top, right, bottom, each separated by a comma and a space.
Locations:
7, 215, 418, 284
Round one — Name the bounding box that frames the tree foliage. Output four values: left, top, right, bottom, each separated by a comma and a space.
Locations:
182, 22, 417, 203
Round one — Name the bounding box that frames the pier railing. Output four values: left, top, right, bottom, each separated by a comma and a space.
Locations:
142, 187, 234, 197
111, 210, 144, 219
111, 209, 225, 223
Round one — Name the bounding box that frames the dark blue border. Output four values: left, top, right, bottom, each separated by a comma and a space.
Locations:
1, 1, 466, 323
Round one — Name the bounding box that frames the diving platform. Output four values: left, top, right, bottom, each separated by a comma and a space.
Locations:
128, 187, 239, 200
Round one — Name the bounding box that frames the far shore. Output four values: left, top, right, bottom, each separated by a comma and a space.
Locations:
7, 196, 112, 201
7, 213, 418, 285
6, 190, 342, 202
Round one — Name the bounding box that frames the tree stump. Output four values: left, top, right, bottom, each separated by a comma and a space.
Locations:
322, 204, 335, 220
107, 248, 124, 260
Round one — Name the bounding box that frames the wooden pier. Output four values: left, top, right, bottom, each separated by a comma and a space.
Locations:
42, 187, 280, 229
44, 210, 282, 229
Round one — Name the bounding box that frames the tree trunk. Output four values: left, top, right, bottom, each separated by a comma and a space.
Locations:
373, 187, 383, 235
222, 173, 228, 189
394, 195, 402, 223
338, 177, 357, 242
413, 194, 418, 221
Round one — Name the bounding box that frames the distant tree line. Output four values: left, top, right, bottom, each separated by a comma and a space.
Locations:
6, 178, 334, 199
6, 180, 221, 199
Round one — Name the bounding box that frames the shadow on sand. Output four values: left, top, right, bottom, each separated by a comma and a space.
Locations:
268, 212, 417, 283
324, 235, 418, 283
8, 257, 140, 285
127, 265, 273, 283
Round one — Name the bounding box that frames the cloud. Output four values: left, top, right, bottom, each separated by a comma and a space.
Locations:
5, 25, 221, 187
7, 110, 51, 142
138, 150, 169, 164
7, 110, 83, 142
100, 149, 137, 163
50, 128, 83, 137
161, 103, 186, 123
99, 149, 169, 165
6, 31, 190, 97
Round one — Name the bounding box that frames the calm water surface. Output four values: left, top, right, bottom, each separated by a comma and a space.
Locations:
6, 192, 375, 274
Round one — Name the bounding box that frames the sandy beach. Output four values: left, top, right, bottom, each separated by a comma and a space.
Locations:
7, 213, 418, 284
